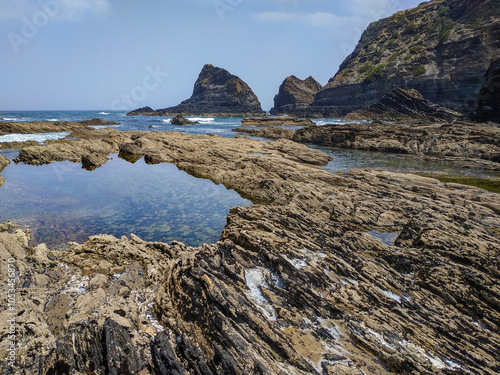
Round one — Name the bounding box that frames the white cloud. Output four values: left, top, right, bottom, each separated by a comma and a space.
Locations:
255, 11, 342, 28
0, 0, 111, 21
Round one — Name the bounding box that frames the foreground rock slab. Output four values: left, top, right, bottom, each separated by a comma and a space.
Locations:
1, 129, 499, 374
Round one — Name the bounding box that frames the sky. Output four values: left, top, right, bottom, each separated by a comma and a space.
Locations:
0, 0, 424, 111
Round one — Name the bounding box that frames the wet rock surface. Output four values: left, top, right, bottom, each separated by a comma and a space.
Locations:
237, 121, 500, 170
170, 115, 198, 125
344, 88, 461, 122
241, 116, 315, 127
1, 129, 500, 374
0, 118, 117, 135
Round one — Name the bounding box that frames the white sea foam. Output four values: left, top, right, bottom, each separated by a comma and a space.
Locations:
47, 118, 59, 122
188, 117, 215, 123
1, 118, 19, 121
98, 112, 110, 115
162, 119, 171, 124
0, 132, 70, 144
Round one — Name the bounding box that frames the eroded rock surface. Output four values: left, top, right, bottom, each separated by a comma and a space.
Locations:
0, 118, 117, 135
127, 64, 265, 117
344, 88, 461, 122
241, 116, 315, 127
1, 129, 499, 374
237, 121, 500, 170
270, 76, 323, 116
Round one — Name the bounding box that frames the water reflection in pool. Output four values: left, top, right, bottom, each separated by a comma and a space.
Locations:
0, 155, 251, 249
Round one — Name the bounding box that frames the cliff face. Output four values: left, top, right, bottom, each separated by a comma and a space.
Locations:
312, 0, 500, 116
270, 75, 322, 116
160, 64, 264, 116
476, 58, 500, 122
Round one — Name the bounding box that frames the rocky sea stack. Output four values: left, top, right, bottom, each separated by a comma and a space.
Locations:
270, 75, 323, 116
128, 64, 265, 117
310, 0, 500, 117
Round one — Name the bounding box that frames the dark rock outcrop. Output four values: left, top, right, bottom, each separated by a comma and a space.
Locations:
310, 0, 500, 116
170, 115, 198, 125
2, 128, 500, 374
126, 106, 155, 116
241, 116, 315, 127
475, 59, 500, 123
78, 118, 119, 126
344, 88, 461, 122
270, 75, 323, 116
127, 64, 265, 117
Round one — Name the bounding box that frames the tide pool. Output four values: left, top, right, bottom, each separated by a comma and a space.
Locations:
0, 155, 251, 249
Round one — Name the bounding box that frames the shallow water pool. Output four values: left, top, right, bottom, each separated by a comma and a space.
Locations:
0, 155, 251, 249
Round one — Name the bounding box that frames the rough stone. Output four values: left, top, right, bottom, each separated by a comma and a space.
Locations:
237, 121, 500, 170
128, 64, 265, 117
170, 115, 198, 125
1, 127, 499, 374
310, 0, 500, 116
270, 75, 323, 116
344, 88, 461, 122
241, 116, 315, 127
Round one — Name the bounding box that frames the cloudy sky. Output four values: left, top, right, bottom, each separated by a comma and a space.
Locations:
0, 0, 424, 111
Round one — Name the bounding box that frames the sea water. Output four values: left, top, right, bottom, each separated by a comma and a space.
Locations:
0, 155, 250, 248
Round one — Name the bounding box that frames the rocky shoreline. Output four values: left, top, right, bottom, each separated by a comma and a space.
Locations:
236, 120, 500, 171
1, 127, 499, 374
0, 118, 118, 135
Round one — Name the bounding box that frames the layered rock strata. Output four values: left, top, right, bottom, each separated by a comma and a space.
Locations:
127, 64, 265, 117
344, 88, 461, 122
0, 119, 116, 135
1, 129, 499, 374
270, 76, 323, 116
475, 59, 500, 123
311, 0, 500, 116
241, 116, 315, 127
236, 121, 500, 170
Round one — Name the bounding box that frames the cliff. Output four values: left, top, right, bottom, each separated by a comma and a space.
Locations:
128, 64, 265, 117
270, 75, 322, 116
311, 0, 500, 117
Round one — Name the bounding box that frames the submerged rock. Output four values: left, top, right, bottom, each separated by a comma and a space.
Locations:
170, 115, 198, 125
344, 88, 461, 122
2, 129, 500, 374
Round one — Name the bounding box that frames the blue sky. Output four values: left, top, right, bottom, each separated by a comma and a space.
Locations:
0, 0, 424, 111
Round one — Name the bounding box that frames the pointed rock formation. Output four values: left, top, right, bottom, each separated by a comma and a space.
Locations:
128, 65, 265, 117
270, 75, 322, 116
